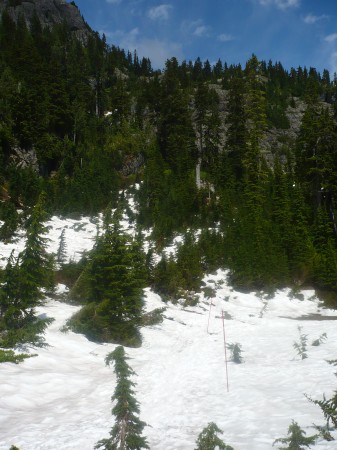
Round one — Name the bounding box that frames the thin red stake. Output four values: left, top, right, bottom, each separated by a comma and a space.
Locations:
207, 297, 213, 333
222, 309, 229, 392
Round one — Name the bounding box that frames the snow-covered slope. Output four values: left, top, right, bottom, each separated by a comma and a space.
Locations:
0, 273, 337, 450
0, 215, 99, 266
1, 213, 337, 449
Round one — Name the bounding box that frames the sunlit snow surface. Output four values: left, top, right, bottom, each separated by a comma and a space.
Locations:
0, 215, 99, 265
1, 216, 337, 449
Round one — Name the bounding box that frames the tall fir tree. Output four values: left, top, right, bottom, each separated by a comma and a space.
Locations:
0, 192, 54, 348
68, 204, 146, 345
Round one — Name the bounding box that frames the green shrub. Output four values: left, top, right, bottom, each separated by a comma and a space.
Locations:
195, 422, 234, 450
311, 332, 327, 346
67, 303, 142, 347
273, 420, 317, 449
293, 326, 308, 360
227, 343, 243, 363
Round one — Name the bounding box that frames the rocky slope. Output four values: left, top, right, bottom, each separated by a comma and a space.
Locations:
0, 0, 91, 43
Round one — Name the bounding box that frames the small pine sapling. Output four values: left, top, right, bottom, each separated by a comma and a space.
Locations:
95, 346, 149, 450
273, 420, 317, 449
227, 343, 243, 363
312, 424, 334, 442
327, 359, 337, 371
306, 358, 337, 433
293, 326, 308, 360
311, 332, 327, 346
0, 193, 55, 349
56, 228, 67, 265
195, 422, 234, 450
306, 393, 337, 430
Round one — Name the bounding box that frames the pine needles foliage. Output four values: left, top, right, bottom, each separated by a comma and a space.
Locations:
195, 422, 234, 450
307, 392, 337, 429
293, 326, 308, 360
95, 346, 149, 450
273, 421, 317, 449
0, 348, 37, 364
0, 193, 54, 349
67, 205, 146, 346
1, 8, 337, 296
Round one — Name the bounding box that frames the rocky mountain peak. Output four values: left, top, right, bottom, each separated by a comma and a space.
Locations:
0, 0, 91, 43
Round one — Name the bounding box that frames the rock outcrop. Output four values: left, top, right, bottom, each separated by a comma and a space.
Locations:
0, 0, 91, 43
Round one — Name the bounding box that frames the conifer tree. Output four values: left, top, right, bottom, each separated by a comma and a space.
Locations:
224, 66, 247, 184
154, 57, 198, 231
19, 192, 54, 302
0, 193, 54, 347
229, 136, 287, 287
306, 359, 337, 430
227, 342, 244, 363
0, 250, 21, 329
138, 141, 167, 230
90, 205, 146, 322
312, 207, 337, 289
176, 232, 203, 291
244, 54, 267, 143
195, 422, 234, 450
152, 253, 183, 298
95, 346, 149, 450
269, 156, 292, 274
309, 393, 337, 429
68, 204, 146, 345
226, 55, 297, 288
287, 184, 314, 283
194, 82, 221, 189
56, 228, 67, 265
273, 421, 317, 449
0, 200, 19, 241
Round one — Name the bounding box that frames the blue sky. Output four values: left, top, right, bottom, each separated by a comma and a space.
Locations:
74, 0, 337, 73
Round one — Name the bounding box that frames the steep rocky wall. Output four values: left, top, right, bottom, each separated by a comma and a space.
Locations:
0, 0, 91, 43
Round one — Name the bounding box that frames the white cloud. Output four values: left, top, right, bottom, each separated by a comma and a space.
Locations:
136, 38, 183, 68
217, 33, 234, 42
258, 0, 300, 10
181, 19, 210, 38
102, 28, 182, 69
147, 4, 173, 21
303, 13, 328, 24
325, 33, 337, 43
193, 25, 209, 37
103, 27, 139, 44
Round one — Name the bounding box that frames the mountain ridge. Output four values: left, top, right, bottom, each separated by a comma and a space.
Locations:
0, 0, 91, 42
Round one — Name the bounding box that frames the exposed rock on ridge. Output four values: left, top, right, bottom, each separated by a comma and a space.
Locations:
0, 0, 91, 43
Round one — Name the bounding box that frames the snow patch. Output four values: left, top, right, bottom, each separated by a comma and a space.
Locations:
0, 271, 336, 449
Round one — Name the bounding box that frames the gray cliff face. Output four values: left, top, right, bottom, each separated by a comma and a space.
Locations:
0, 0, 91, 43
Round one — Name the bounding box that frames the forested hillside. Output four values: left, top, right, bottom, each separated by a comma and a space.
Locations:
1, 2, 337, 448
1, 0, 337, 301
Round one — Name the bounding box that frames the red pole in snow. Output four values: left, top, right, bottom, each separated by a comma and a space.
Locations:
222, 309, 229, 392
207, 297, 213, 333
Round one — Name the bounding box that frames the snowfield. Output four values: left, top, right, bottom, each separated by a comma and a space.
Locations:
1, 216, 337, 450
0, 215, 99, 265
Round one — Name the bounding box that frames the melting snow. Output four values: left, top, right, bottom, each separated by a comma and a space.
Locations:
0, 217, 337, 449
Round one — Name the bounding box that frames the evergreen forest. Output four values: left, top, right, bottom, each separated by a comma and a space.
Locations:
1, 2, 337, 449
1, 1, 337, 349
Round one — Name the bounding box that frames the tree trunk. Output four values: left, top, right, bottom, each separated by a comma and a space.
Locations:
196, 157, 202, 190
